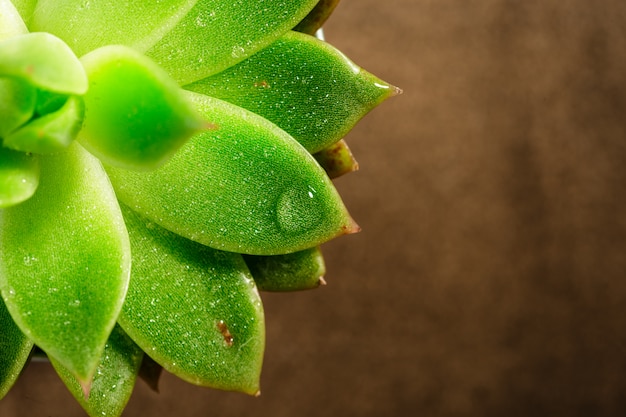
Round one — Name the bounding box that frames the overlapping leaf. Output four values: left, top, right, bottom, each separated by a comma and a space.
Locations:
107, 91, 358, 255
51, 325, 143, 417
186, 31, 397, 153
118, 206, 264, 395
0, 32, 87, 95
0, 143, 131, 383
30, 0, 200, 57
0, 298, 33, 399
79, 45, 205, 170
0, 147, 39, 208
244, 247, 326, 291
145, 0, 319, 84
4, 95, 84, 154
313, 139, 359, 179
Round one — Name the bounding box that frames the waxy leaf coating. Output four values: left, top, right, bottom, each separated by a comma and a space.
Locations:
107, 91, 357, 255
0, 32, 87, 95
244, 247, 326, 291
29, 0, 200, 57
0, 147, 39, 208
51, 325, 143, 417
0, 143, 131, 382
79, 45, 205, 170
0, 298, 33, 399
186, 31, 397, 153
145, 0, 319, 85
118, 206, 265, 395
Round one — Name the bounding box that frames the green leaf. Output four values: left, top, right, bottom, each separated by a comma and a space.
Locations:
244, 247, 326, 292
185, 31, 398, 153
313, 139, 359, 179
0, 297, 33, 400
145, 0, 319, 85
118, 206, 265, 395
3, 95, 84, 154
29, 0, 199, 57
34, 89, 70, 116
107, 91, 358, 255
0, 0, 28, 40
0, 32, 87, 94
293, 0, 341, 35
0, 76, 36, 138
0, 142, 131, 383
79, 45, 206, 170
0, 147, 39, 208
50, 324, 143, 417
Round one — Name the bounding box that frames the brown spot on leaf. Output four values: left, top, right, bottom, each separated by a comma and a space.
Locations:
217, 320, 234, 347
254, 80, 270, 89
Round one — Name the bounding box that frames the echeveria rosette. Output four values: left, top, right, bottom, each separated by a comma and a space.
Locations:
0, 0, 398, 415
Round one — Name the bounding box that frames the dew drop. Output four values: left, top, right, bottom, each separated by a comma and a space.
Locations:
231, 45, 245, 59
22, 255, 38, 266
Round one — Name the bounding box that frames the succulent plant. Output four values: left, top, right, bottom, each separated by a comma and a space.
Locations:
0, 0, 398, 415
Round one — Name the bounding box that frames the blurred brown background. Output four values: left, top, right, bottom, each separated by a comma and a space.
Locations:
4, 0, 626, 415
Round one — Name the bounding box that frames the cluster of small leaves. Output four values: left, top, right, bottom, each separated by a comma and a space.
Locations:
0, 0, 397, 415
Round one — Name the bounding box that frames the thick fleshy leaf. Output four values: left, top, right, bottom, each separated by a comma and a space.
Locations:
293, 0, 341, 35
118, 206, 265, 395
0, 32, 87, 94
79, 45, 206, 170
0, 142, 131, 382
107, 91, 358, 255
0, 298, 33, 399
0, 0, 28, 40
0, 147, 39, 208
3, 95, 84, 154
50, 324, 143, 417
313, 139, 359, 179
244, 247, 326, 292
185, 31, 398, 153
145, 0, 319, 85
29, 0, 199, 57
0, 76, 36, 138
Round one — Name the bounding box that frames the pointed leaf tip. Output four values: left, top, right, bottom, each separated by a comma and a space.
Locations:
108, 92, 355, 255
344, 218, 361, 235
79, 45, 205, 170
51, 325, 143, 417
186, 31, 396, 153
79, 378, 92, 400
